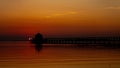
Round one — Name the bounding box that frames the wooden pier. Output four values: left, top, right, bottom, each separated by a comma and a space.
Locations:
44, 37, 120, 45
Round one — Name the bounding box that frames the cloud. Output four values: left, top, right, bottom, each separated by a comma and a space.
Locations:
104, 7, 120, 10
44, 11, 77, 18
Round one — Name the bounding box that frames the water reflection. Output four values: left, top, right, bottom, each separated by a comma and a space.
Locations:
34, 44, 43, 52
0, 41, 120, 68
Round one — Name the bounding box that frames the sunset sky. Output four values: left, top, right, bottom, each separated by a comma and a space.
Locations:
0, 0, 120, 40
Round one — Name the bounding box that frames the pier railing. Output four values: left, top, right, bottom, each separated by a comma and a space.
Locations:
44, 37, 120, 45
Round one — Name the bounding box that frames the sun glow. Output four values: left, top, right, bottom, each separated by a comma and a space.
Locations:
28, 37, 32, 41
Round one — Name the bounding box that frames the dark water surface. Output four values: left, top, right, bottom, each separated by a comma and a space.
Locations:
0, 41, 120, 68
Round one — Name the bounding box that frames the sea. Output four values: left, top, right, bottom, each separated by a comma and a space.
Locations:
0, 41, 120, 68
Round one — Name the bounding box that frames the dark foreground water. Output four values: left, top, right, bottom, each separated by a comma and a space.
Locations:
0, 41, 120, 68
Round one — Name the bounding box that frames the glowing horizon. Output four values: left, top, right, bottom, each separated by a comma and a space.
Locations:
0, 0, 120, 38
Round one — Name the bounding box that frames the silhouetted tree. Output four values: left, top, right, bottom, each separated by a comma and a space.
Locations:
31, 33, 44, 44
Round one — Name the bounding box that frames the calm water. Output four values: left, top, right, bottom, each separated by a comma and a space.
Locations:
0, 41, 120, 68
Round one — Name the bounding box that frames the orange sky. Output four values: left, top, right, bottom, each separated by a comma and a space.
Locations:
0, 0, 120, 38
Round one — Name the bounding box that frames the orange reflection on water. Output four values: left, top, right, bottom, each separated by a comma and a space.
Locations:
0, 42, 120, 68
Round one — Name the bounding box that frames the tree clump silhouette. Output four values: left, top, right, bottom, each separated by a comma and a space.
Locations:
31, 33, 44, 44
